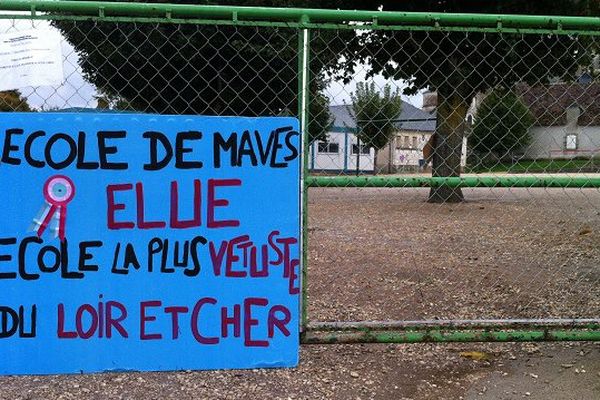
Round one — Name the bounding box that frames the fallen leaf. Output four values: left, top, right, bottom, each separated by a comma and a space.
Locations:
579, 228, 592, 235
459, 351, 492, 361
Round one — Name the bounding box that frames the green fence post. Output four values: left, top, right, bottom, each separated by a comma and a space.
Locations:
297, 18, 311, 336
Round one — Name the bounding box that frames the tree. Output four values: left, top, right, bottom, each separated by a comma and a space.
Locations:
348, 82, 403, 170
0, 90, 31, 112
340, 0, 595, 202
54, 0, 594, 198
278, 87, 333, 143
53, 0, 348, 143
470, 88, 534, 162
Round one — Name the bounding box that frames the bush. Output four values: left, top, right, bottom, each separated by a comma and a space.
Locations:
471, 88, 534, 158
0, 90, 31, 112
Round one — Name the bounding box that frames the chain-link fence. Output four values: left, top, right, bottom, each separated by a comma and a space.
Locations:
2, 1, 600, 343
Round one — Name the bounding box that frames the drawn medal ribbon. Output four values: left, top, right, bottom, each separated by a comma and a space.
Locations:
30, 175, 76, 242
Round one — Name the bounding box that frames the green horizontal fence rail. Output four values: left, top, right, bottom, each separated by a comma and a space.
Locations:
3, 0, 600, 33
303, 319, 600, 344
1, 1, 599, 344
306, 176, 600, 188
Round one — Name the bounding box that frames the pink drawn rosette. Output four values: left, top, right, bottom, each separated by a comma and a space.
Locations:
29, 175, 75, 242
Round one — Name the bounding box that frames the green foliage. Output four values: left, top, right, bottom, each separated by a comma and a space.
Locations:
348, 82, 403, 150
0, 90, 31, 112
53, 0, 593, 192
341, 1, 593, 99
338, 1, 593, 200
53, 0, 349, 121
471, 89, 534, 156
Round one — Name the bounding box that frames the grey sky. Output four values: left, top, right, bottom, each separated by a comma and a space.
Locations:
326, 68, 424, 108
0, 16, 97, 110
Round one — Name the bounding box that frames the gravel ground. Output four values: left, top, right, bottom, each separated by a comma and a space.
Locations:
308, 187, 600, 322
465, 342, 600, 400
1, 186, 599, 399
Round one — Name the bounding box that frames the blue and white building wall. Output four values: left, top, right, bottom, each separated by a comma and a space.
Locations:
309, 128, 375, 173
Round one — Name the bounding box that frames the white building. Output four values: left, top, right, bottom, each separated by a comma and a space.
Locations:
518, 82, 600, 160
309, 105, 376, 173
376, 101, 437, 173
309, 102, 467, 174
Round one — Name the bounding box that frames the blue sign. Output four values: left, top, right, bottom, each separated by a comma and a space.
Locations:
0, 112, 301, 374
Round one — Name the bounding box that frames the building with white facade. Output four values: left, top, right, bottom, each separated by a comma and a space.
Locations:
309, 101, 467, 174
308, 105, 376, 173
518, 82, 600, 160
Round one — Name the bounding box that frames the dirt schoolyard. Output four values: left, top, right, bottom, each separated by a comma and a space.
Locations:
1, 186, 599, 399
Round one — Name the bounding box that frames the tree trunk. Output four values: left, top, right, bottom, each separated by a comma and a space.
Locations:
388, 141, 393, 174
428, 91, 469, 203
355, 137, 361, 176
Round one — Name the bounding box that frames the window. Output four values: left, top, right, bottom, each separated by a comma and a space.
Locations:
412, 136, 418, 148
352, 144, 370, 155
565, 134, 578, 150
317, 141, 339, 154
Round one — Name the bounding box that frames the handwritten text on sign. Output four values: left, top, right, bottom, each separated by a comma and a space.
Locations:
0, 113, 301, 374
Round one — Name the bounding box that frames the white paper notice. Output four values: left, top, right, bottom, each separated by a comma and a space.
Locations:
0, 29, 64, 91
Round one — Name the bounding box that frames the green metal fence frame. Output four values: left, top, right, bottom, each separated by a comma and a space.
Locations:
4, 0, 600, 34
2, 0, 600, 343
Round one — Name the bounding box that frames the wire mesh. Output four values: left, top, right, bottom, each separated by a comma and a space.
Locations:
0, 8, 599, 337
309, 28, 600, 326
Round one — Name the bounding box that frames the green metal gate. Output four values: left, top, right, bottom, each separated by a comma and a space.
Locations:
1, 0, 600, 344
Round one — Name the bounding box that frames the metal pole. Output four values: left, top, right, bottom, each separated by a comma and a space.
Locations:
4, 0, 600, 32
302, 328, 600, 344
306, 175, 600, 188
310, 318, 600, 331
304, 318, 600, 343
297, 23, 310, 334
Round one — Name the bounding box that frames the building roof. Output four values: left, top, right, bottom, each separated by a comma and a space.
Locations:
330, 101, 436, 133
517, 82, 600, 127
